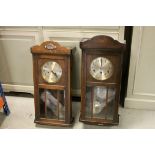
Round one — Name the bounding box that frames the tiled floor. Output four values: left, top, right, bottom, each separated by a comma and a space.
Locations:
1, 95, 155, 129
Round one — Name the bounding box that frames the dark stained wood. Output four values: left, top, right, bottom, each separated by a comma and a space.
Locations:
120, 26, 133, 107
80, 51, 87, 120
79, 35, 125, 126
31, 41, 74, 127
38, 84, 65, 90
80, 35, 124, 49
91, 87, 94, 118
79, 117, 119, 126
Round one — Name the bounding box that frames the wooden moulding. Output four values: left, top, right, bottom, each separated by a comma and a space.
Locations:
34, 117, 74, 127
79, 116, 119, 126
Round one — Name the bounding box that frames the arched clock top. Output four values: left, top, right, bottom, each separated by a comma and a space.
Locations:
80, 35, 125, 49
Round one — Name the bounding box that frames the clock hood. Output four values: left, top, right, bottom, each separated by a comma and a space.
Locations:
80, 35, 125, 50
31, 41, 73, 55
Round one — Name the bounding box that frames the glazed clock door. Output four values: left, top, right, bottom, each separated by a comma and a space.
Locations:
85, 86, 116, 120
39, 88, 65, 120
38, 58, 66, 121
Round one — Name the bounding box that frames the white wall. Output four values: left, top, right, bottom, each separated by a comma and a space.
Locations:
125, 27, 155, 110
0, 26, 124, 95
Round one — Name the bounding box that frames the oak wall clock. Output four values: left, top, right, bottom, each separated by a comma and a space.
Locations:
79, 35, 125, 125
31, 41, 74, 126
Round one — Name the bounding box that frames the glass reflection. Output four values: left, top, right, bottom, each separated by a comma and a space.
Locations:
85, 86, 115, 119
93, 86, 115, 114
39, 89, 65, 120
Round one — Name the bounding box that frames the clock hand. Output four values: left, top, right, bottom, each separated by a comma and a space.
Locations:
50, 62, 58, 78
51, 62, 56, 70
101, 58, 103, 66
51, 70, 58, 78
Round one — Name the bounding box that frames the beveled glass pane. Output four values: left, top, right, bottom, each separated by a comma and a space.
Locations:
93, 86, 115, 119
57, 90, 65, 120
106, 88, 116, 120
39, 88, 65, 120
93, 86, 107, 118
85, 86, 116, 120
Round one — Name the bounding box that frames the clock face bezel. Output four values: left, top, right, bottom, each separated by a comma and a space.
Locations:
89, 57, 113, 81
41, 61, 62, 83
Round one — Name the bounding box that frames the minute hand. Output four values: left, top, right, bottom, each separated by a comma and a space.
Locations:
101, 58, 102, 66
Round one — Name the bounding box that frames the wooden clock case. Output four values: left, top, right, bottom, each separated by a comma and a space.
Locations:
79, 35, 126, 125
31, 41, 74, 126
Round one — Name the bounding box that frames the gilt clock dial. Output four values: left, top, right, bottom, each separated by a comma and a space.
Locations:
90, 57, 113, 80
41, 61, 62, 83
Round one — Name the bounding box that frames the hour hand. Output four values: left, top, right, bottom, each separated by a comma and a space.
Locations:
51, 70, 58, 78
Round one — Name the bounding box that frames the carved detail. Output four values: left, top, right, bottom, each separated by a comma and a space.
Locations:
31, 41, 71, 55
45, 43, 56, 50
80, 35, 124, 49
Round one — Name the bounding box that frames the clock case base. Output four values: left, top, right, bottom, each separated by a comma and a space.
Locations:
79, 115, 119, 126
34, 117, 74, 127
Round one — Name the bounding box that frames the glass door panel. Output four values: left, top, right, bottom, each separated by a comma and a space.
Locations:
85, 86, 116, 120
106, 88, 115, 120
93, 86, 107, 118
39, 88, 65, 120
